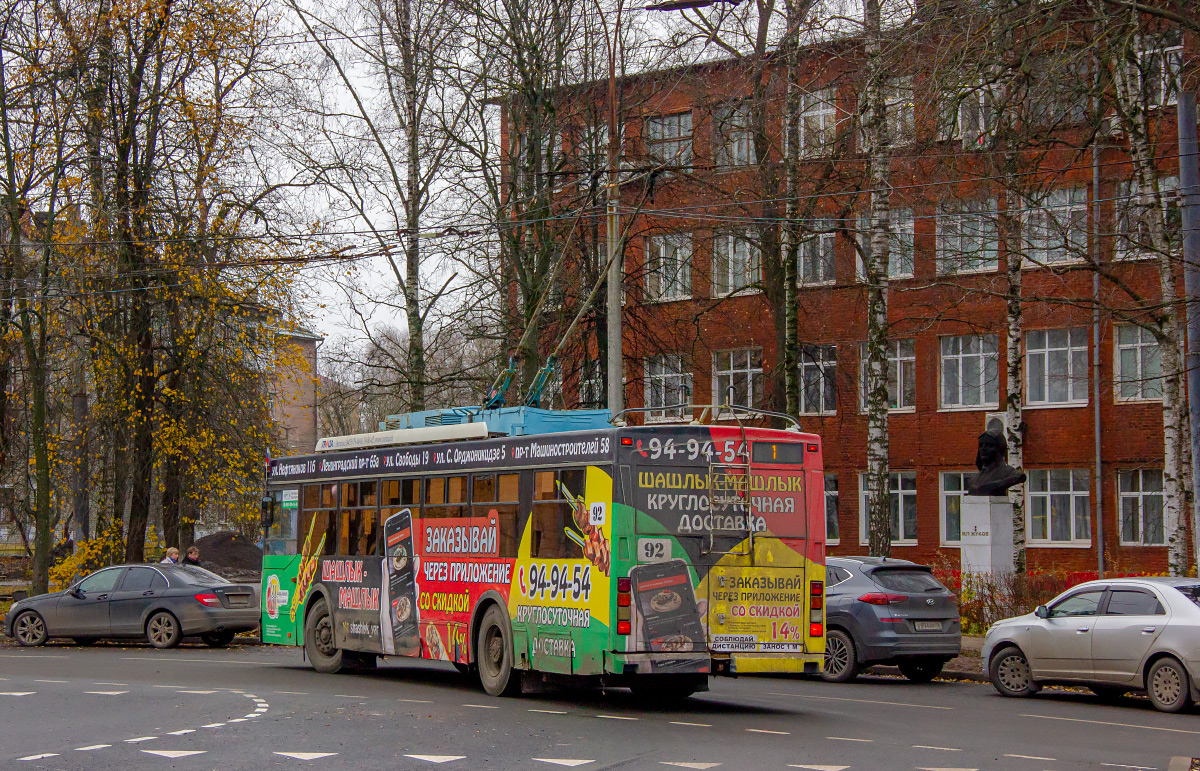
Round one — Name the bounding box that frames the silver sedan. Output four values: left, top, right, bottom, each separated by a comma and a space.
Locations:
982, 577, 1200, 712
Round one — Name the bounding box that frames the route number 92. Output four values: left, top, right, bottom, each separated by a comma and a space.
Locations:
638, 538, 671, 563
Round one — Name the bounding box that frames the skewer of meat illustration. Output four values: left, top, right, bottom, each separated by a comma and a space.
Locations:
557, 481, 610, 576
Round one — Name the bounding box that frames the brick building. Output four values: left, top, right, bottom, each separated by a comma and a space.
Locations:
510, 28, 1194, 574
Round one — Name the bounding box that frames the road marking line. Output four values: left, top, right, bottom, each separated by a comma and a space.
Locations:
334, 694, 366, 699
177, 689, 218, 694
915, 768, 977, 771
201, 723, 225, 728
93, 682, 127, 686
119, 656, 260, 665
660, 764, 721, 769
532, 760, 594, 767
826, 737, 872, 743
596, 714, 638, 720
747, 729, 789, 735
1100, 765, 1158, 770
529, 709, 568, 714
245, 714, 259, 719
399, 698, 433, 703
152, 684, 184, 688
74, 745, 111, 751
17, 753, 59, 760
228, 718, 248, 722
463, 703, 499, 709
124, 736, 157, 743
770, 692, 953, 710
1022, 714, 1200, 735
1005, 755, 1056, 762
277, 691, 310, 695
143, 750, 207, 758
85, 690, 128, 695
788, 766, 849, 771
0, 653, 65, 658
33, 679, 66, 683
167, 730, 195, 735
670, 721, 711, 727
405, 755, 466, 763
0, 691, 35, 696
913, 746, 961, 752
276, 752, 339, 760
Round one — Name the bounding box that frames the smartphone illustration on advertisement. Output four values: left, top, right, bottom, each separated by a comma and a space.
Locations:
384, 508, 420, 656
629, 559, 705, 671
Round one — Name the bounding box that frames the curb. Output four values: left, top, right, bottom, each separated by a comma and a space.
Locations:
867, 663, 989, 684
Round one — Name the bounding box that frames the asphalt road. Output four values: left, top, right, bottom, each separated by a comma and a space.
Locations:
1, 642, 1197, 771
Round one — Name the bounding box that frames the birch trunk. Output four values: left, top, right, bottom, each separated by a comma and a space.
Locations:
863, 0, 891, 557
1003, 209, 1026, 573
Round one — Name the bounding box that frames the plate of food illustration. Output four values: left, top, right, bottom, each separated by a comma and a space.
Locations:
650, 590, 682, 613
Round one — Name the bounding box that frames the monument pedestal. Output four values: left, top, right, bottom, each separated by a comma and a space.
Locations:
960, 495, 1014, 575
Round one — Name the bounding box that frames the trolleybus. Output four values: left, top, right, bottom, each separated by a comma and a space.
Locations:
260, 414, 826, 698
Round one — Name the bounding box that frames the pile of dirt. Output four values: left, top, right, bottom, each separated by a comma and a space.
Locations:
192, 531, 262, 577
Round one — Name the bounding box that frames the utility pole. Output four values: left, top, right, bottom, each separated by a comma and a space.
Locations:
1178, 89, 1200, 574
604, 0, 624, 416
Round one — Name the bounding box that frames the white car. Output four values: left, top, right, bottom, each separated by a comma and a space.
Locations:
981, 578, 1200, 712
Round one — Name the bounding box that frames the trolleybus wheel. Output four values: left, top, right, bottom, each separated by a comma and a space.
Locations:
304, 599, 346, 674
477, 605, 520, 697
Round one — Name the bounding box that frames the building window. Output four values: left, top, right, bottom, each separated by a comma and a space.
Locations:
1115, 325, 1162, 401
940, 86, 993, 147
940, 334, 999, 408
939, 471, 977, 545
937, 199, 998, 274
799, 345, 837, 416
1028, 55, 1089, 126
800, 219, 836, 285
1027, 328, 1088, 406
575, 122, 610, 176
1024, 187, 1088, 265
645, 355, 692, 420
1027, 469, 1091, 545
857, 209, 914, 279
646, 234, 692, 301
799, 88, 837, 156
1116, 176, 1180, 260
859, 338, 916, 411
824, 474, 839, 544
885, 78, 915, 143
714, 104, 754, 168
713, 230, 760, 295
578, 359, 604, 409
1139, 32, 1182, 108
859, 471, 918, 546
1119, 469, 1164, 546
644, 112, 693, 170
712, 348, 762, 409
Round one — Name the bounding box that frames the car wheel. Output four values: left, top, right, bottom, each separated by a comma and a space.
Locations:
476, 604, 520, 697
1088, 684, 1128, 702
822, 629, 859, 683
989, 647, 1040, 698
1146, 657, 1194, 713
73, 637, 99, 647
13, 611, 48, 647
201, 631, 236, 648
146, 611, 182, 649
898, 657, 944, 683
304, 599, 345, 674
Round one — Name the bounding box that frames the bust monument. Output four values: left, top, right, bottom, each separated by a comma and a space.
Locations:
967, 422, 1026, 496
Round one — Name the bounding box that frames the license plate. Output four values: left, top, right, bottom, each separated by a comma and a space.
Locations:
914, 621, 942, 632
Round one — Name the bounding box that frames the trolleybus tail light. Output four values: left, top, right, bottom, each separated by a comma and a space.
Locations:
616, 577, 632, 634
856, 592, 907, 606
806, 443, 819, 453
809, 581, 824, 628
809, 622, 823, 637
621, 437, 633, 446
194, 592, 221, 608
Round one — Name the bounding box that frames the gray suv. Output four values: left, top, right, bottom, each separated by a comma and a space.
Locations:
823, 556, 962, 683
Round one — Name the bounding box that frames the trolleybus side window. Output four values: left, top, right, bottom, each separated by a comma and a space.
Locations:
300, 483, 339, 556
338, 481, 378, 556
426, 475, 468, 519
472, 473, 520, 558
531, 468, 587, 559
382, 478, 420, 507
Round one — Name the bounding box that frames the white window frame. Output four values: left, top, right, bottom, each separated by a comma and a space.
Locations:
940, 86, 993, 147
799, 88, 837, 157
1022, 187, 1088, 266
858, 471, 918, 546
644, 355, 692, 422
798, 344, 837, 416
1115, 176, 1180, 261
1115, 324, 1163, 402
1118, 468, 1165, 546
644, 112, 693, 170
645, 233, 692, 302
939, 334, 999, 410
799, 218, 837, 286
939, 471, 977, 546
824, 473, 840, 545
1026, 327, 1089, 407
859, 338, 916, 412
1027, 469, 1092, 547
578, 359, 604, 409
712, 348, 763, 411
713, 230, 760, 296
856, 209, 915, 280
937, 199, 998, 275
714, 103, 755, 168
1138, 34, 1182, 108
